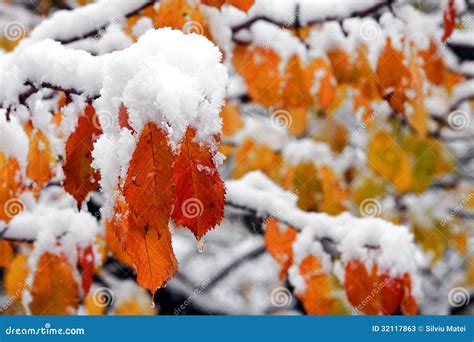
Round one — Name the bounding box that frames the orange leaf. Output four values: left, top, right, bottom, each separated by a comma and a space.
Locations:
62, 104, 102, 207
344, 259, 380, 315
376, 38, 410, 97
327, 48, 352, 83
442, 0, 456, 42
298, 255, 334, 315
282, 55, 312, 109
241, 46, 282, 107
155, 0, 189, 29
264, 218, 296, 279
227, 0, 254, 12
30, 253, 79, 315
105, 218, 132, 266
123, 123, 177, 293
0, 240, 13, 268
0, 153, 24, 222
220, 104, 244, 137
201, 0, 226, 8
172, 128, 225, 240
307, 58, 336, 108
26, 130, 56, 194
419, 41, 446, 85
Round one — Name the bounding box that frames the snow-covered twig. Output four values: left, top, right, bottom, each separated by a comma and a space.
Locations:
231, 0, 392, 35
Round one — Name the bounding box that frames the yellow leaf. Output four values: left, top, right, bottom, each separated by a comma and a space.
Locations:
292, 161, 321, 212
368, 131, 412, 192
26, 130, 56, 195
232, 138, 286, 184
5, 253, 29, 298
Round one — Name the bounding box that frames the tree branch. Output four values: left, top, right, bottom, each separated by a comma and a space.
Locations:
231, 0, 391, 35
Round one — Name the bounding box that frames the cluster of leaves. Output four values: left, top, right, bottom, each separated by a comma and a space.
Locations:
0, 0, 472, 316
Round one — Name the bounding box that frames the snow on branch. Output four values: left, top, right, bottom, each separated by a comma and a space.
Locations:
0, 29, 228, 145
231, 0, 391, 34
226, 171, 418, 281
28, 0, 156, 44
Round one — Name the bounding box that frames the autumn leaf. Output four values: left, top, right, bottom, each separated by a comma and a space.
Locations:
26, 129, 56, 195
114, 298, 156, 315
4, 253, 29, 297
407, 50, 428, 137
307, 58, 336, 109
327, 48, 353, 83
264, 218, 297, 279
220, 104, 244, 137
282, 55, 312, 109
419, 41, 446, 85
78, 245, 94, 295
155, 0, 189, 29
201, 0, 226, 9
368, 131, 412, 192
442, 0, 456, 42
292, 161, 321, 212
202, 0, 254, 12
353, 45, 380, 101
0, 240, 13, 268
241, 46, 282, 107
345, 259, 380, 315
118, 103, 134, 132
345, 259, 416, 315
123, 123, 177, 293
171, 128, 225, 241
232, 138, 286, 184
319, 166, 347, 215
0, 153, 24, 222
376, 38, 411, 113
62, 104, 102, 208
297, 255, 335, 315
30, 253, 79, 315
105, 218, 132, 266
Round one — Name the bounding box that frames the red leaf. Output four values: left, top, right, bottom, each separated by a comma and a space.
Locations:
171, 128, 225, 241
62, 105, 102, 208
78, 245, 94, 295
123, 123, 177, 293
118, 103, 134, 133
442, 0, 456, 42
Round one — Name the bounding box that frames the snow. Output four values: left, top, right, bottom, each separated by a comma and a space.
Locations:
28, 0, 150, 43
0, 113, 29, 176
226, 171, 419, 287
